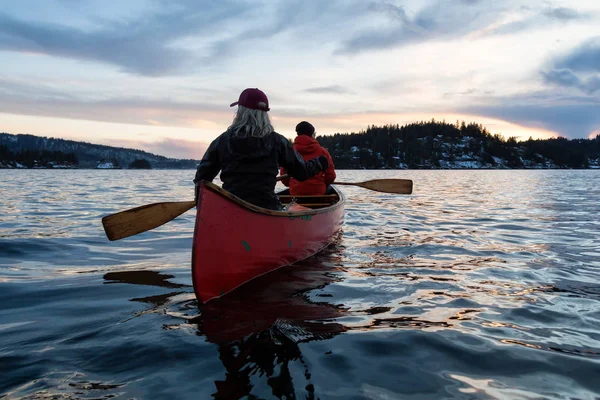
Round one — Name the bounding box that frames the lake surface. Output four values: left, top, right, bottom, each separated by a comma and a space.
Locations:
1, 169, 599, 399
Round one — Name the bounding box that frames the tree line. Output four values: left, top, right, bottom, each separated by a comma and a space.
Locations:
317, 120, 600, 169
0, 145, 78, 167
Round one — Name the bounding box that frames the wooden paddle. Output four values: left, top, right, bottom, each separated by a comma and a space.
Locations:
333, 179, 413, 194
102, 200, 196, 241
280, 175, 413, 194
102, 175, 289, 241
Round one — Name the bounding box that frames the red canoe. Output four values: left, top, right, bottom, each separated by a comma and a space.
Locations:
191, 181, 345, 303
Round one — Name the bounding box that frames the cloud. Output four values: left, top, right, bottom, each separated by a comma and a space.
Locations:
542, 70, 600, 95
542, 37, 600, 95
304, 85, 353, 94
481, 5, 588, 36
102, 137, 208, 159
0, 77, 78, 101
461, 94, 600, 139
369, 3, 425, 35
337, 0, 519, 54
541, 69, 581, 88
0, 92, 229, 129
443, 88, 477, 97
586, 76, 600, 94
0, 76, 235, 127
555, 36, 600, 73
338, 2, 591, 54
0, 0, 375, 76
542, 7, 584, 21
342, 1, 579, 54
338, 3, 432, 54
0, 1, 252, 76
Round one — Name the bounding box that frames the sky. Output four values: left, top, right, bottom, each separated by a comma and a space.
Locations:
1, 0, 599, 159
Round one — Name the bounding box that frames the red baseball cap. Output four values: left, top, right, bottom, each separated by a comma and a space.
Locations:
230, 88, 270, 111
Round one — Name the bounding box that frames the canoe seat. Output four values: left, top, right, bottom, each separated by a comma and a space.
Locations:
285, 203, 311, 211
289, 203, 332, 208
278, 194, 339, 205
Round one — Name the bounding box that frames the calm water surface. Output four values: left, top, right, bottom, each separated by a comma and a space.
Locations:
1, 170, 599, 399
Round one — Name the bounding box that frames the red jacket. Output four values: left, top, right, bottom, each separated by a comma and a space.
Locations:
280, 135, 336, 195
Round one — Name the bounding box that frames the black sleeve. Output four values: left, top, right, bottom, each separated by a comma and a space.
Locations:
193, 137, 221, 184
277, 134, 322, 182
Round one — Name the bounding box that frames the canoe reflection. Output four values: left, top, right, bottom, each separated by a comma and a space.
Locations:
103, 249, 347, 399
194, 259, 346, 342
193, 252, 347, 399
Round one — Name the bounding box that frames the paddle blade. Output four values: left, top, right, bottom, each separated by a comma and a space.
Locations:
336, 179, 413, 194
102, 200, 196, 241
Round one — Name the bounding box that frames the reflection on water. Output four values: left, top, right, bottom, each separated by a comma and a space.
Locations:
102, 248, 347, 398
1, 170, 600, 399
104, 270, 189, 307
194, 251, 346, 399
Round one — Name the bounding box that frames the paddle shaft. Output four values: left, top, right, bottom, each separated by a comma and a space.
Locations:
278, 175, 413, 194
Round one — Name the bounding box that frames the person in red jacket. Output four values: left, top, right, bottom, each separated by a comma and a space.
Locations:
280, 121, 336, 195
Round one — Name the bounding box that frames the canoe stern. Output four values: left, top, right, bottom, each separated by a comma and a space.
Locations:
191, 183, 344, 303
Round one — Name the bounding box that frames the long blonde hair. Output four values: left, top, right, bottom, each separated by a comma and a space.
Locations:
228, 105, 274, 138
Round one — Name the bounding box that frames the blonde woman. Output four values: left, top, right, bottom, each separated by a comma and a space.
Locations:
194, 88, 328, 210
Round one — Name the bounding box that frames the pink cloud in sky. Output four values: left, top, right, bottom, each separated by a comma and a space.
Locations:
101, 137, 209, 160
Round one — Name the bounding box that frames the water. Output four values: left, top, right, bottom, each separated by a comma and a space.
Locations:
1, 170, 600, 399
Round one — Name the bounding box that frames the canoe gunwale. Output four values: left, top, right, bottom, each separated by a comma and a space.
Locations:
200, 181, 345, 216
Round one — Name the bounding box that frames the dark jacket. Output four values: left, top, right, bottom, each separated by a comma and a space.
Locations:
194, 130, 324, 210
280, 135, 336, 195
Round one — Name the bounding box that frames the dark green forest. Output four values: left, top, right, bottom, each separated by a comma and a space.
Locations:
0, 145, 78, 168
129, 159, 152, 169
317, 120, 600, 169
